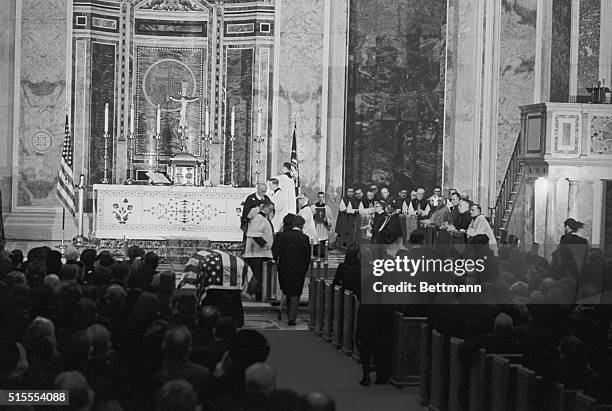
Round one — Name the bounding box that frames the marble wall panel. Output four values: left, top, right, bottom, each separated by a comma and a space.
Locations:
274, 0, 324, 199
496, 0, 537, 192
550, 0, 572, 102
0, 0, 15, 210
135, 46, 205, 158
89, 42, 116, 185
345, 0, 446, 194
224, 47, 254, 186
577, 0, 601, 99
16, 0, 68, 207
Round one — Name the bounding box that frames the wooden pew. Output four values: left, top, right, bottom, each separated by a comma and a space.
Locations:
323, 280, 333, 341
308, 277, 315, 331
418, 323, 431, 406
315, 279, 325, 335
552, 382, 580, 411
468, 348, 489, 411
332, 285, 343, 348
429, 329, 449, 411
448, 337, 464, 411
514, 366, 543, 411
489, 355, 521, 411
389, 313, 427, 387
573, 392, 599, 411
341, 290, 354, 356
351, 295, 361, 362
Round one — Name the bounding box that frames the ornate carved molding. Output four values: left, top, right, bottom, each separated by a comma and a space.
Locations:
136, 0, 206, 12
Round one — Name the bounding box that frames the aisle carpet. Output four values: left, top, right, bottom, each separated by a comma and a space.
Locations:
260, 330, 422, 411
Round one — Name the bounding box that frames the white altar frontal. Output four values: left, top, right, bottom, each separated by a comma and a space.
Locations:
93, 185, 253, 241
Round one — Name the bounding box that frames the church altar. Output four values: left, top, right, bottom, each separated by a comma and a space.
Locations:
93, 184, 253, 241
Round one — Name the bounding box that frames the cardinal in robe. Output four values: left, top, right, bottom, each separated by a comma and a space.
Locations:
240, 183, 270, 237
335, 188, 360, 248
408, 188, 430, 220
311, 191, 333, 259
267, 178, 285, 233
275, 162, 297, 215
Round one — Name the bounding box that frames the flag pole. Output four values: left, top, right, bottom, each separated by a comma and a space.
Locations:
60, 207, 66, 256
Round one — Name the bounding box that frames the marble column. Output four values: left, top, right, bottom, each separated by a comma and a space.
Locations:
5, 0, 74, 240
324, 0, 349, 218
570, 0, 602, 102
548, 0, 572, 102
567, 178, 579, 217
0, 0, 16, 211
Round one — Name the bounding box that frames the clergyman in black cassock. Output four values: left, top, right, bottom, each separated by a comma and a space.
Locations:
240, 183, 270, 235
335, 188, 361, 248
271, 215, 312, 325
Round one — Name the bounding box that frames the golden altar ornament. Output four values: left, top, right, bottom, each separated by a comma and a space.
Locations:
167, 152, 202, 186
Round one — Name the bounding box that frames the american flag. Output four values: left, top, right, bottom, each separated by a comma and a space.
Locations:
290, 123, 299, 196
180, 249, 256, 303
56, 115, 76, 216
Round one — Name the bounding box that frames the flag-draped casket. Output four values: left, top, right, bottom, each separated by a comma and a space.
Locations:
180, 249, 256, 304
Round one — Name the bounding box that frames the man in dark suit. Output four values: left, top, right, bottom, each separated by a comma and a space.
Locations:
240, 183, 270, 236
152, 326, 212, 408
372, 203, 402, 245
272, 215, 312, 326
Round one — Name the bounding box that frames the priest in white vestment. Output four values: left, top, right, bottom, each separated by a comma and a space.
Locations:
297, 193, 318, 247
267, 178, 285, 233
275, 162, 297, 215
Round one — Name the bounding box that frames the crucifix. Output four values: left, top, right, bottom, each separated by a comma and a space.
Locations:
169, 80, 199, 152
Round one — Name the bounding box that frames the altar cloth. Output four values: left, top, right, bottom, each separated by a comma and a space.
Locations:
93, 184, 254, 241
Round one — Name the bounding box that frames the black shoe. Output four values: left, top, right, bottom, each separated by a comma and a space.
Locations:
374, 376, 389, 385
359, 376, 371, 386
287, 320, 296, 326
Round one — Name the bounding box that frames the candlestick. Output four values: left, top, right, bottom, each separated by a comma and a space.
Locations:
205, 105, 210, 135
130, 106, 135, 134
73, 173, 88, 246
230, 106, 235, 136
156, 104, 161, 135
104, 103, 109, 134
257, 108, 262, 138
126, 127, 136, 184
102, 129, 110, 184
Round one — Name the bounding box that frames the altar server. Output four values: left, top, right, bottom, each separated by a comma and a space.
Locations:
297, 194, 318, 247
311, 191, 333, 259
275, 162, 297, 214
267, 178, 285, 233
335, 188, 360, 248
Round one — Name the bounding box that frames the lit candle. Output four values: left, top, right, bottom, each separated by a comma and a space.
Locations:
156, 104, 161, 135
104, 103, 109, 134
257, 109, 262, 137
231, 106, 235, 136
205, 105, 210, 135
130, 106, 135, 135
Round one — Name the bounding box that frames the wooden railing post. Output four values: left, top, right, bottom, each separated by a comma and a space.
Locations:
332, 285, 343, 348
341, 290, 354, 356
351, 295, 360, 362
418, 323, 431, 406
323, 280, 333, 341
315, 279, 325, 335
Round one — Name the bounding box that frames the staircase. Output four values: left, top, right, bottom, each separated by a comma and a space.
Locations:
490, 132, 524, 242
